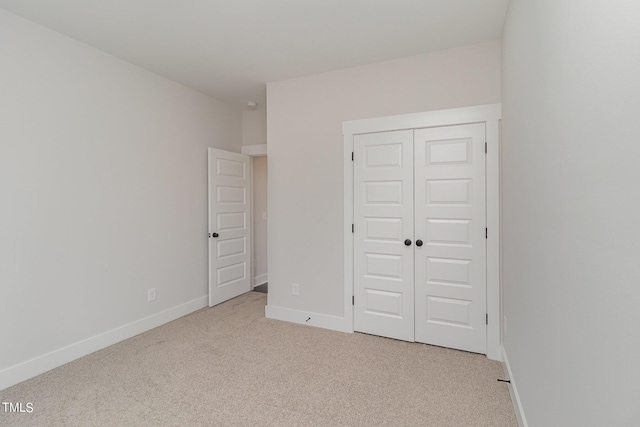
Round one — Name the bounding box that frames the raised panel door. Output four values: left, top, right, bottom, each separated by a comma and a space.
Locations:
353, 130, 415, 341
208, 148, 251, 306
414, 124, 487, 353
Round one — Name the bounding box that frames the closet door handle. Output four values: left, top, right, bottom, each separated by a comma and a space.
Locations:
404, 239, 412, 246
416, 240, 423, 247
212, 232, 219, 238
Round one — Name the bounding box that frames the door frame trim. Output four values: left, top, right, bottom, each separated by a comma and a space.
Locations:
241, 144, 267, 156
343, 104, 502, 361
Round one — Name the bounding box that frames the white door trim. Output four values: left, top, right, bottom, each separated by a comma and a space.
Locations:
343, 103, 502, 361
241, 144, 268, 156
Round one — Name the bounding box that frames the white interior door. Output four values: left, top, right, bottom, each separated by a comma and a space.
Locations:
208, 148, 251, 306
414, 123, 487, 353
353, 130, 415, 342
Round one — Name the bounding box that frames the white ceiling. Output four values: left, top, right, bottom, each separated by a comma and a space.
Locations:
0, 0, 509, 108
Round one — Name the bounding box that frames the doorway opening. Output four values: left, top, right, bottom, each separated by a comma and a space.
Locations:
208, 144, 268, 306
251, 155, 268, 293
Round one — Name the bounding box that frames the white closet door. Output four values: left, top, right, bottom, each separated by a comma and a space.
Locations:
413, 124, 487, 353
208, 148, 251, 306
353, 130, 415, 342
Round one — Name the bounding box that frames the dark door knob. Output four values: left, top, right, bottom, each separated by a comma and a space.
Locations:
404, 239, 412, 246
416, 240, 423, 247
212, 232, 219, 238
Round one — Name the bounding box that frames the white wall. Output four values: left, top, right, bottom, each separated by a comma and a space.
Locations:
266, 41, 500, 318
252, 156, 268, 285
242, 108, 267, 146
0, 10, 241, 388
501, 1, 640, 425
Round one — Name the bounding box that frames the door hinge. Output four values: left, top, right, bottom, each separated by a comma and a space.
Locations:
352, 224, 354, 233
486, 313, 488, 325
351, 152, 354, 161
352, 296, 355, 305
485, 142, 487, 153
485, 228, 488, 239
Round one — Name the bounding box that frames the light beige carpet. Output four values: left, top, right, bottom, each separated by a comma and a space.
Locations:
0, 292, 516, 426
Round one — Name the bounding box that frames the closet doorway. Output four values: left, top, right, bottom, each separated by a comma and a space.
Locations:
343, 104, 502, 360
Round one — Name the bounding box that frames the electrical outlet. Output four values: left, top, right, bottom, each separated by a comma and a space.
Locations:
148, 288, 156, 302
292, 283, 299, 296
503, 316, 508, 337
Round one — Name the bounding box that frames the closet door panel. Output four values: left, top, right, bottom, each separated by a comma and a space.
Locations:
353, 130, 415, 342
414, 124, 487, 354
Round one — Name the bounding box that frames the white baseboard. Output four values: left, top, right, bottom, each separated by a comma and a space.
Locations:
502, 346, 528, 427
0, 296, 208, 391
253, 273, 268, 288
265, 305, 352, 334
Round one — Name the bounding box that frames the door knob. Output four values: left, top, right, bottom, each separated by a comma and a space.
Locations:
212, 232, 219, 238
416, 240, 423, 247
404, 239, 412, 246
